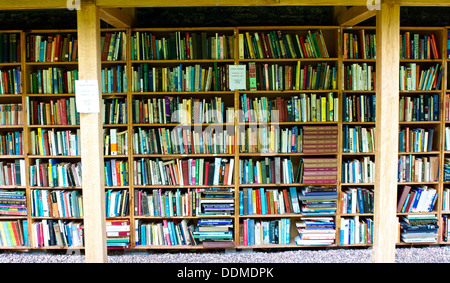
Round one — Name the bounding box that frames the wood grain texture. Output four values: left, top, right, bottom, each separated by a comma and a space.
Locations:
373, 2, 400, 263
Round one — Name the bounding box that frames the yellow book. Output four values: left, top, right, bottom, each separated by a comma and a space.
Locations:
37, 128, 44, 155
0, 222, 8, 246
321, 96, 326, 122
327, 92, 334, 121
245, 32, 255, 59
7, 221, 16, 246
296, 61, 301, 90
239, 33, 245, 59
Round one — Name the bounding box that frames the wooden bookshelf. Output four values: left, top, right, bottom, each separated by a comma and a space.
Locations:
0, 24, 449, 250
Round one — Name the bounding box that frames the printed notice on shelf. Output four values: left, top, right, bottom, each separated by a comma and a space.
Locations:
228, 65, 246, 90
75, 80, 100, 113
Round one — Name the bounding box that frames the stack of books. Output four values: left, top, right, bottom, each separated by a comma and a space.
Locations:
300, 157, 338, 184
192, 218, 233, 244
199, 188, 235, 216
106, 219, 130, 249
0, 220, 28, 247
303, 126, 338, 154
399, 214, 439, 243
298, 186, 338, 215
0, 190, 26, 216
294, 217, 335, 246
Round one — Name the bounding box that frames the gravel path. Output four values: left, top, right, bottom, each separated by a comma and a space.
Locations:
1, 246, 449, 263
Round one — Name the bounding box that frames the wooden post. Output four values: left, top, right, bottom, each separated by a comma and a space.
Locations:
373, 2, 400, 263
77, 3, 107, 263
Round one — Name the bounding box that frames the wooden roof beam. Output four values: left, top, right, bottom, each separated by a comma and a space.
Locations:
99, 7, 135, 28
336, 6, 377, 26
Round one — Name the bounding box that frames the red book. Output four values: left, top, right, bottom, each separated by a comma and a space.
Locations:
182, 160, 189, 185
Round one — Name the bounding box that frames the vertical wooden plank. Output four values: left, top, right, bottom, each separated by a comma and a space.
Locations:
373, 2, 400, 263
77, 3, 107, 263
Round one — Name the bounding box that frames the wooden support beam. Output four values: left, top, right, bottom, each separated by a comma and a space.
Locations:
336, 6, 377, 26
77, 3, 107, 263
99, 7, 135, 28
373, 1, 400, 263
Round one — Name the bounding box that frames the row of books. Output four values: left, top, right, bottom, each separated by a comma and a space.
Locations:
397, 155, 439, 183
131, 31, 235, 61
0, 131, 23, 155
27, 97, 79, 126
30, 219, 84, 248
344, 63, 376, 91
132, 127, 234, 155
30, 128, 80, 156
106, 219, 130, 249
105, 189, 129, 217
132, 96, 231, 125
29, 159, 82, 187
342, 157, 375, 184
298, 186, 338, 215
240, 30, 330, 59
399, 63, 442, 91
343, 30, 376, 60
339, 216, 373, 245
0, 103, 22, 125
29, 68, 78, 94
0, 33, 20, 63
135, 188, 234, 217
248, 62, 337, 91
26, 34, 78, 63
239, 187, 300, 216
295, 217, 335, 246
340, 187, 374, 214
104, 128, 128, 156
238, 125, 304, 154
103, 98, 127, 125
192, 218, 233, 243
444, 158, 450, 182
443, 215, 450, 242
133, 157, 234, 186
399, 127, 434, 153
299, 157, 338, 185
342, 125, 375, 153
342, 93, 376, 123
102, 65, 127, 93
0, 160, 25, 187
242, 218, 291, 246
30, 189, 83, 217
0, 190, 26, 216
400, 32, 439, 60
399, 94, 439, 122
104, 159, 128, 187
240, 93, 338, 123
136, 219, 197, 246
131, 63, 230, 93
399, 214, 438, 243
101, 31, 126, 61
445, 127, 450, 151
397, 185, 437, 213
0, 220, 28, 247
239, 157, 297, 185
0, 68, 22, 94
443, 187, 450, 211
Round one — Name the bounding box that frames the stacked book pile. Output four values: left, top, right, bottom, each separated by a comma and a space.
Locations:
399, 214, 439, 243
294, 217, 335, 246
303, 126, 338, 154
298, 186, 338, 215
192, 218, 233, 245
300, 157, 338, 185
0, 190, 26, 216
106, 219, 130, 249
199, 188, 235, 216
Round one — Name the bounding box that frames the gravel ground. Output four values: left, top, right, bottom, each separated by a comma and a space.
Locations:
1, 246, 449, 263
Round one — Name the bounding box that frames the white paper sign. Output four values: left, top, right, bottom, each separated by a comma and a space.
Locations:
228, 65, 246, 90
75, 80, 100, 113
